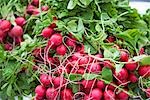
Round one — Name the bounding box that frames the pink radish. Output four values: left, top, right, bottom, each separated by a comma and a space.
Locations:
114, 68, 128, 81
40, 74, 52, 86
128, 73, 138, 83
77, 67, 85, 74
81, 80, 95, 89
41, 6, 49, 11
103, 60, 114, 69
103, 90, 115, 100
35, 85, 46, 97
46, 88, 58, 99
107, 82, 116, 91
125, 61, 138, 71
90, 88, 103, 100
96, 80, 105, 90
66, 38, 76, 47
41, 27, 53, 38
107, 36, 116, 43
26, 4, 35, 15
79, 57, 89, 65
146, 88, 150, 98
53, 77, 66, 88
9, 25, 23, 37
138, 65, 150, 78
120, 51, 129, 62
31, 0, 39, 7
4, 43, 13, 51
61, 88, 73, 100
15, 17, 26, 27
87, 63, 102, 74
0, 20, 11, 32
49, 33, 62, 46
117, 90, 129, 100
56, 44, 67, 55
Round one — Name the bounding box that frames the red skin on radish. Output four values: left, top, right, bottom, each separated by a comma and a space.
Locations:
41, 6, 49, 11
90, 88, 103, 100
46, 88, 58, 100
87, 63, 102, 74
103, 90, 115, 100
56, 44, 67, 55
61, 89, 73, 100
53, 77, 66, 88
77, 67, 85, 74
116, 79, 128, 87
41, 27, 53, 38
146, 88, 150, 98
96, 80, 105, 90
139, 47, 145, 55
15, 17, 26, 27
79, 57, 89, 65
114, 68, 128, 81
128, 73, 138, 83
4, 43, 13, 51
76, 44, 84, 53
35, 95, 44, 100
138, 65, 150, 78
66, 38, 76, 47
81, 80, 95, 89
107, 82, 116, 91
49, 23, 57, 28
31, 0, 39, 7
0, 20, 11, 32
26, 4, 35, 15
49, 33, 62, 46
32, 9, 40, 15
107, 36, 116, 43
9, 26, 23, 37
103, 60, 114, 69
120, 51, 129, 62
40, 74, 52, 86
95, 53, 103, 58
125, 61, 138, 71
35, 85, 46, 97
71, 52, 81, 61
117, 90, 129, 100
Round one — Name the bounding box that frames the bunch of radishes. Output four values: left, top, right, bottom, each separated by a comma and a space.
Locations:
0, 17, 26, 51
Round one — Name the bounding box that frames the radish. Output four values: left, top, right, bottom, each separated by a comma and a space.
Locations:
49, 23, 57, 28
41, 27, 53, 38
15, 17, 26, 27
71, 52, 81, 61
139, 47, 145, 54
125, 61, 138, 71
46, 88, 58, 99
49, 33, 62, 46
35, 85, 46, 97
35, 95, 44, 100
9, 26, 23, 38
81, 80, 95, 89
0, 29, 5, 42
79, 57, 89, 65
103, 60, 114, 69
40, 74, 52, 86
41, 6, 49, 11
138, 65, 150, 78
87, 63, 102, 74
56, 44, 67, 55
66, 38, 76, 47
53, 77, 66, 88
107, 82, 116, 91
90, 88, 103, 100
95, 53, 103, 58
76, 44, 84, 53
61, 88, 73, 100
107, 36, 116, 43
116, 79, 128, 87
146, 88, 150, 98
4, 43, 13, 51
114, 68, 128, 81
0, 20, 11, 32
31, 0, 39, 7
77, 67, 85, 74
128, 73, 138, 83
103, 90, 115, 100
96, 80, 105, 90
26, 4, 35, 15
120, 51, 129, 62
117, 90, 129, 100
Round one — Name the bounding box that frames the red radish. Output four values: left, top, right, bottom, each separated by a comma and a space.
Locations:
81, 80, 95, 89
61, 88, 73, 100
41, 6, 49, 11
26, 4, 35, 14
15, 37, 23, 45
103, 60, 114, 69
32, 9, 40, 15
96, 80, 105, 90
31, 0, 39, 7
53, 77, 66, 88
49, 33, 62, 46
15, 17, 26, 27
120, 51, 129, 62
87, 63, 102, 74
49, 23, 57, 28
125, 61, 138, 71
79, 57, 89, 65
71, 52, 81, 61
76, 44, 84, 53
116, 79, 128, 87
90, 88, 103, 100
128, 73, 138, 83
0, 20, 11, 32
146, 88, 150, 98
114, 68, 128, 81
107, 36, 116, 43
35, 95, 44, 100
0, 29, 5, 37
41, 27, 53, 38
77, 67, 85, 74
56, 44, 67, 55
117, 90, 129, 100
95, 53, 103, 58
138, 65, 150, 78
103, 90, 115, 100
4, 43, 13, 51
0, 19, 2, 24
40, 74, 52, 86
66, 38, 76, 47
46, 88, 58, 99
9, 26, 23, 37
107, 82, 116, 91
139, 47, 145, 54
35, 85, 46, 97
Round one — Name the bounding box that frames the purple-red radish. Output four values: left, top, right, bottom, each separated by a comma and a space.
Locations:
66, 38, 76, 47
41, 6, 49, 11
4, 43, 13, 51
114, 68, 128, 81
46, 88, 58, 99
32, 9, 40, 15
81, 80, 95, 89
35, 95, 44, 100
49, 23, 57, 28
120, 51, 129, 62
107, 36, 116, 43
40, 74, 52, 86
26, 4, 35, 15
35, 85, 46, 97
56, 44, 67, 55
71, 52, 81, 61
61, 89, 73, 100
87, 63, 102, 74
15, 17, 26, 27
41, 27, 53, 38
90, 88, 103, 100
117, 90, 129, 100
146, 88, 150, 98
49, 33, 62, 46
138, 65, 150, 78
128, 73, 138, 83
31, 0, 39, 7
9, 26, 23, 37
125, 61, 138, 71
0, 20, 11, 32
53, 77, 66, 88
103, 90, 115, 100
79, 57, 89, 65
96, 80, 105, 90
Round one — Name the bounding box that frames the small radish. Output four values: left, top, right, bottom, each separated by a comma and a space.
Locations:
31, 0, 39, 7
116, 79, 128, 87
107, 82, 116, 91
71, 52, 81, 61
32, 9, 40, 15
0, 20, 11, 32
87, 63, 102, 74
103, 60, 114, 69
53, 77, 66, 88
95, 53, 103, 58
61, 88, 73, 100
81, 80, 95, 89
35, 95, 44, 100
96, 80, 105, 90
146, 88, 150, 98
49, 33, 62, 46
15, 17, 26, 27
26, 4, 35, 15
107, 36, 116, 43
79, 57, 89, 65
114, 68, 128, 81
138, 65, 150, 78
139, 47, 145, 54
46, 88, 58, 99
40, 74, 52, 86
41, 6, 49, 11
120, 50, 129, 62
9, 26, 23, 37
41, 27, 53, 38
125, 61, 138, 71
35, 85, 46, 97
117, 90, 129, 100
4, 43, 13, 51
128, 73, 138, 83
103, 90, 115, 100
49, 23, 57, 28
77, 67, 85, 74
56, 44, 67, 55
66, 38, 76, 47
0, 29, 5, 42
76, 44, 84, 53
90, 88, 103, 100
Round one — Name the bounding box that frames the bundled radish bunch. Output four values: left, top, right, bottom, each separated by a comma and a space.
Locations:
0, 17, 26, 51
32, 23, 150, 100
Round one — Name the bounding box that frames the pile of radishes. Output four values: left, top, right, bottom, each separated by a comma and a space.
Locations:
0, 17, 26, 51
32, 22, 150, 100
